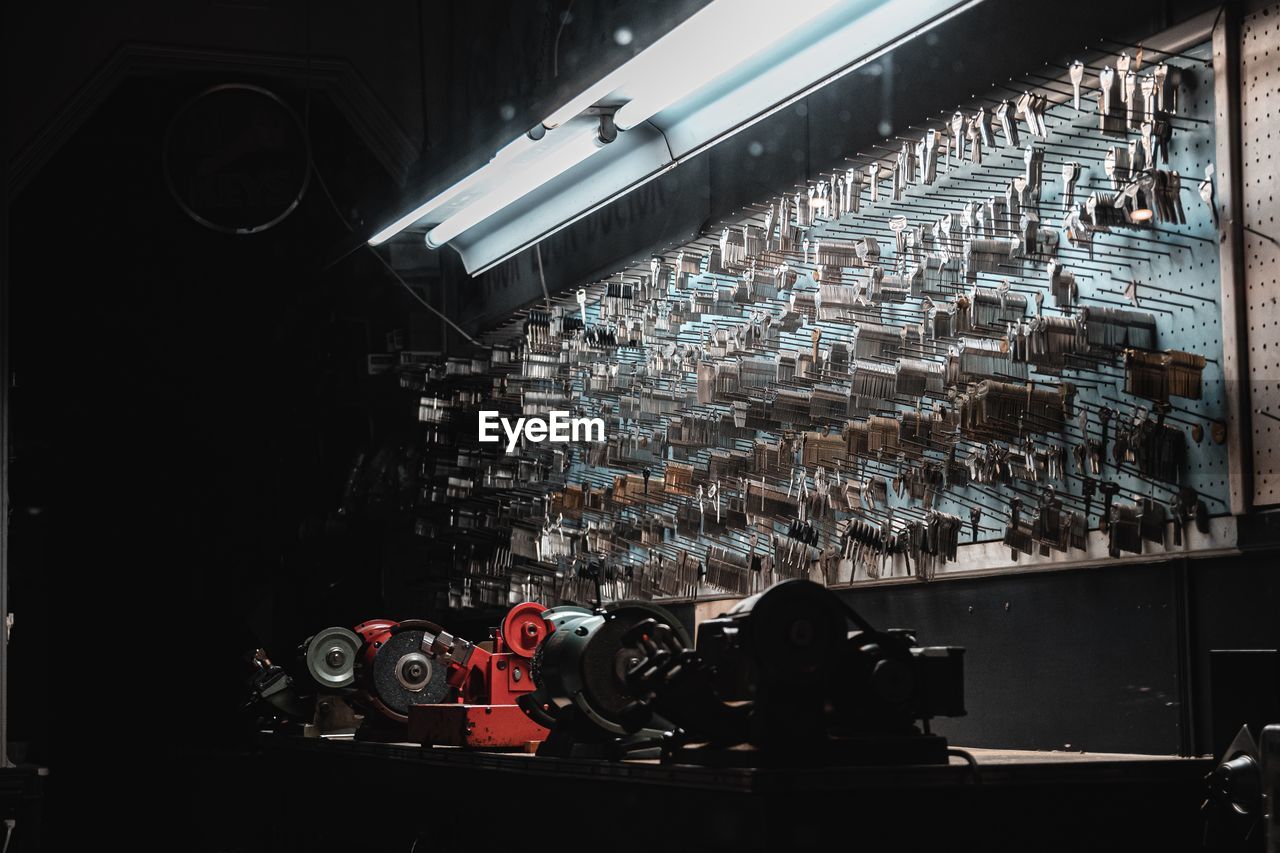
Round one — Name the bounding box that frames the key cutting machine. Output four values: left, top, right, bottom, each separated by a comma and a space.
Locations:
407, 602, 553, 749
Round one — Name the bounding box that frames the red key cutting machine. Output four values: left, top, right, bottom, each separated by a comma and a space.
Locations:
406, 602, 552, 749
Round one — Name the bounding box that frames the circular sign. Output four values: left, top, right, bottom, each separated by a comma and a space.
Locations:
163, 84, 310, 234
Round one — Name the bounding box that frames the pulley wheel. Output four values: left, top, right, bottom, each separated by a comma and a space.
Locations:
305, 626, 361, 689
502, 601, 549, 658
370, 629, 449, 717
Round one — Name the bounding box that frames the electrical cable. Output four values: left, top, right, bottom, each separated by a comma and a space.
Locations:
535, 243, 553, 312
298, 0, 478, 347
364, 245, 481, 346
552, 0, 576, 79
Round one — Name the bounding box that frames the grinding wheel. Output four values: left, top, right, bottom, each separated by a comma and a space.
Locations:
368, 629, 450, 719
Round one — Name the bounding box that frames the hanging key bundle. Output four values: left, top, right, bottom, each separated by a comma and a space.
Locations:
1079, 306, 1158, 352
959, 380, 1073, 439
969, 284, 1028, 329
1124, 349, 1205, 401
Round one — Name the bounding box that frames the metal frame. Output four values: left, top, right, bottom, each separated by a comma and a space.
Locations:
1213, 0, 1255, 516
2, 94, 10, 766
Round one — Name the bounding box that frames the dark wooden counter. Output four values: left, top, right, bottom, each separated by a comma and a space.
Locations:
211, 734, 1213, 852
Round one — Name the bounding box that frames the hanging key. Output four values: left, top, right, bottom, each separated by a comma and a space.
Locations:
1032, 93, 1049, 137
1061, 161, 1081, 213
1116, 53, 1132, 98
890, 216, 909, 263
1003, 181, 1018, 236
1154, 63, 1169, 112
968, 117, 983, 165
1019, 210, 1040, 253
1069, 60, 1085, 110
1023, 144, 1043, 201
1098, 481, 1120, 533
868, 162, 880, 204
996, 99, 1020, 148
974, 199, 990, 237
1105, 145, 1129, 190
796, 189, 811, 227
961, 201, 976, 240
1081, 476, 1096, 523
988, 194, 1006, 240
1015, 92, 1037, 139
1140, 74, 1157, 125
1128, 141, 1143, 183
848, 167, 864, 214
1098, 405, 1114, 469
1098, 66, 1115, 130
1123, 72, 1138, 129
1170, 170, 1185, 224
1140, 122, 1155, 172
922, 129, 939, 184
1154, 118, 1173, 164
950, 111, 967, 166
976, 107, 995, 150
1013, 176, 1030, 210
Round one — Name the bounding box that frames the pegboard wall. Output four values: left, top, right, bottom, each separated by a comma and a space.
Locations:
1243, 4, 1280, 507
373, 22, 1240, 613
792, 42, 1229, 528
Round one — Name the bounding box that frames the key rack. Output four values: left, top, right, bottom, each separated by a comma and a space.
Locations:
386, 14, 1255, 611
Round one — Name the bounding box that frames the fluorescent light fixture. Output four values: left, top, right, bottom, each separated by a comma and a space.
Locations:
611, 0, 846, 131
367, 127, 552, 246
426, 122, 611, 248
543, 79, 622, 130
367, 0, 985, 271
367, 176, 473, 246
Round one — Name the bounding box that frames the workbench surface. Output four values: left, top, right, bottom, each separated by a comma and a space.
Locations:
260, 733, 1210, 793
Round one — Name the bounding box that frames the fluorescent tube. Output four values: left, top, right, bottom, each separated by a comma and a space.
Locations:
611, 0, 847, 131
367, 131, 548, 246
425, 123, 610, 248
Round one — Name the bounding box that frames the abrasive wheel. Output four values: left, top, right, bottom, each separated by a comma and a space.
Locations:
367, 628, 450, 720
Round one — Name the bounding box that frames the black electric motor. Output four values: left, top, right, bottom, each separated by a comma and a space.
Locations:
621, 579, 965, 766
